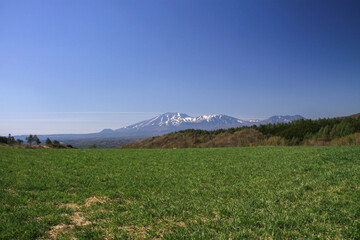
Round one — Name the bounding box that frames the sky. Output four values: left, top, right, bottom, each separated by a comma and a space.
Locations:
1, 0, 360, 135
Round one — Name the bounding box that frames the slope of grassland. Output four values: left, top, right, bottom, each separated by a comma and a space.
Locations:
121, 129, 268, 149
1, 146, 360, 239
121, 128, 360, 149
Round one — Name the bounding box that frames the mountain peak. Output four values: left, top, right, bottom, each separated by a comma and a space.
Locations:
261, 115, 304, 124
100, 128, 114, 134
109, 112, 304, 135
161, 112, 191, 118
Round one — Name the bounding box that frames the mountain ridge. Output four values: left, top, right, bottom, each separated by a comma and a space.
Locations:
110, 112, 304, 133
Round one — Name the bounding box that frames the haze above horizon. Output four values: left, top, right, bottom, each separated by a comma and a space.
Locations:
1, 0, 359, 135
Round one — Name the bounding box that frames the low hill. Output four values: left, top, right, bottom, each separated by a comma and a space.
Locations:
122, 129, 268, 149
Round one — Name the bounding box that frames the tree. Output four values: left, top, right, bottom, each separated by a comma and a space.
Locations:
339, 122, 354, 137
0, 136, 8, 144
7, 134, 15, 145
91, 144, 97, 149
45, 138, 52, 145
318, 125, 330, 139
16, 139, 24, 145
33, 135, 41, 145
26, 134, 34, 145
53, 140, 60, 146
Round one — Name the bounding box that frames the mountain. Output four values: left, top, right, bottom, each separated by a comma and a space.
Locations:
259, 115, 304, 124
108, 112, 304, 135
114, 112, 247, 133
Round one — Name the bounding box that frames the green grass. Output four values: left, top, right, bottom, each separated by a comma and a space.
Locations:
1, 146, 360, 239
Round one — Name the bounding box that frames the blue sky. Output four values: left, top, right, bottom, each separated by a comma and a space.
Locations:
1, 0, 359, 135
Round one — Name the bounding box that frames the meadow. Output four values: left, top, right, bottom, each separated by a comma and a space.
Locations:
0, 146, 359, 239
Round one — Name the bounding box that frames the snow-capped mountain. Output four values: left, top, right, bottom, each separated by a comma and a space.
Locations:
103, 112, 304, 135
114, 112, 246, 132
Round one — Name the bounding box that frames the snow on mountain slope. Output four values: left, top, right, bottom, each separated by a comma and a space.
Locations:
116, 112, 245, 131
123, 112, 192, 129
108, 112, 304, 135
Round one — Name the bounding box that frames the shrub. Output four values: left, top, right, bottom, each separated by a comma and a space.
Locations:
265, 136, 289, 146
331, 132, 360, 146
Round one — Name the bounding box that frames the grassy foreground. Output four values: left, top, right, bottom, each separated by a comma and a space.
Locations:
1, 146, 360, 239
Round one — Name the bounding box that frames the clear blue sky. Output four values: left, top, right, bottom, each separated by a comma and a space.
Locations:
1, 0, 359, 135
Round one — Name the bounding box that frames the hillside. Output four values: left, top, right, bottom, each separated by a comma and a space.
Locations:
122, 129, 267, 149
122, 114, 360, 149
338, 112, 360, 119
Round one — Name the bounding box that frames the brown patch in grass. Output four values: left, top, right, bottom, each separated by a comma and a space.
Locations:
48, 197, 108, 239
47, 224, 74, 239
153, 218, 176, 238
174, 221, 186, 228
45, 210, 92, 238
47, 196, 114, 239
125, 199, 136, 205
64, 203, 79, 210
213, 211, 219, 221
118, 225, 152, 239
3, 189, 17, 194
200, 216, 208, 223
155, 228, 173, 239
84, 196, 109, 207
71, 212, 92, 226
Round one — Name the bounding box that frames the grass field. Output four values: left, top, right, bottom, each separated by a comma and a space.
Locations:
1, 146, 360, 239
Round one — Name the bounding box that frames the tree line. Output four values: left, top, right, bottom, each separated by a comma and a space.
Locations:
0, 134, 61, 147
177, 115, 360, 145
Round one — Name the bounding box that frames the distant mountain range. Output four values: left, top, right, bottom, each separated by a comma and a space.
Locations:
14, 112, 304, 146
102, 112, 304, 135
